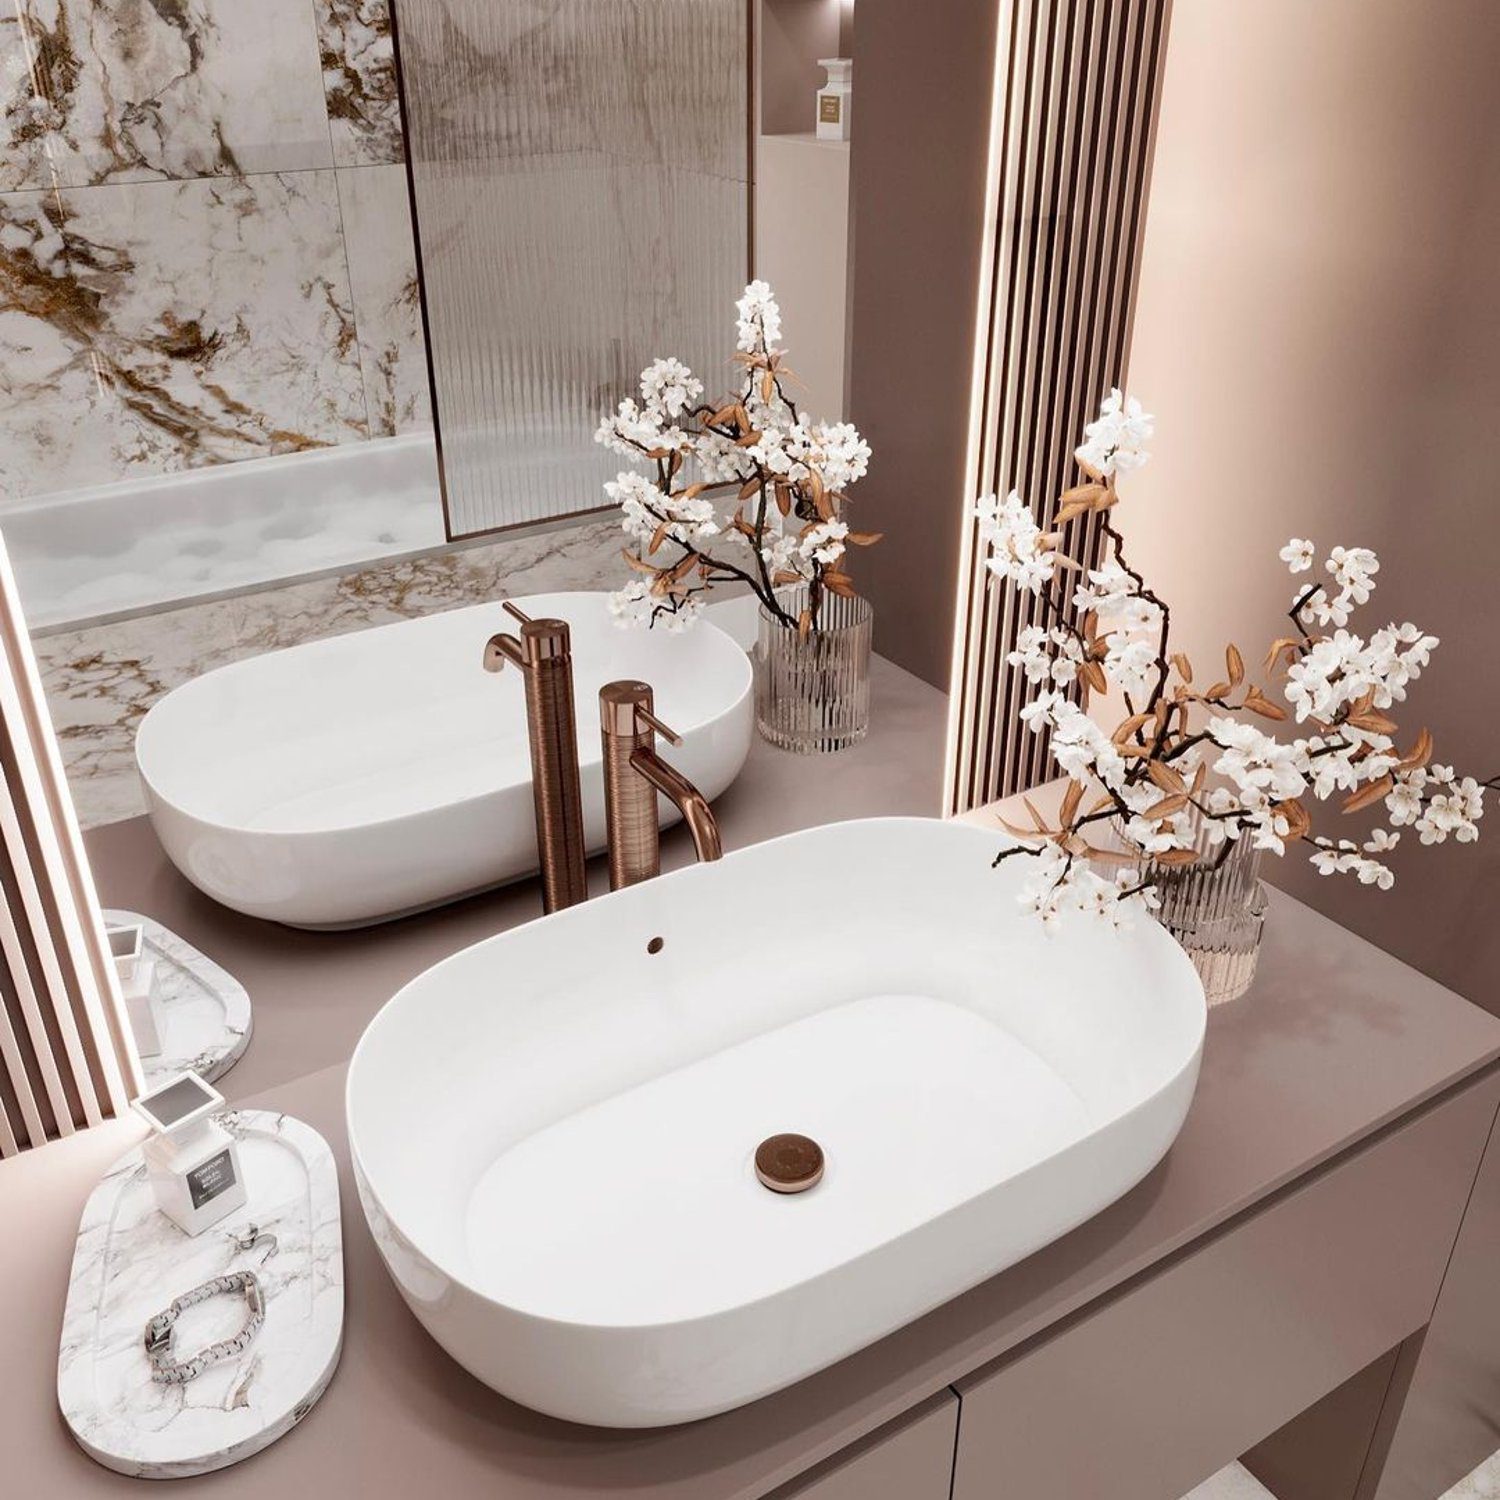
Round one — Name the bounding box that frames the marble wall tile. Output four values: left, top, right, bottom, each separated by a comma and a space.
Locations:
0, 0, 332, 191
315, 0, 403, 167
38, 518, 627, 827
0, 171, 368, 499
336, 163, 430, 436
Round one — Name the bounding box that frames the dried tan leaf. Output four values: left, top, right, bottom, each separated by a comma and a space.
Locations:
648, 521, 669, 555
1343, 775, 1395, 814
1170, 652, 1194, 684
1148, 761, 1188, 795
774, 482, 793, 517
1264, 636, 1302, 675
1397, 727, 1434, 772
822, 571, 856, 598
738, 477, 762, 502
798, 608, 812, 641
1058, 482, 1108, 513
1023, 796, 1052, 834
1081, 660, 1108, 695
1243, 687, 1289, 721
1153, 849, 1201, 867
1113, 712, 1151, 745
1347, 708, 1399, 736
1059, 780, 1085, 827
1203, 680, 1231, 701
846, 531, 883, 546
772, 570, 803, 586
1144, 792, 1190, 821
1226, 643, 1245, 687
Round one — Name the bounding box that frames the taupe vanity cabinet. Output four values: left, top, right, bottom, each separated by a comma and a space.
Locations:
7, 818, 1500, 1500
770, 1065, 1500, 1500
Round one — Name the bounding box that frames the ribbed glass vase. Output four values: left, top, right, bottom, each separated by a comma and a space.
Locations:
754, 587, 873, 754
1140, 815, 1268, 1006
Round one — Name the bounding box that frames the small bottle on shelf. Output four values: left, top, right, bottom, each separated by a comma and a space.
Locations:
815, 58, 852, 141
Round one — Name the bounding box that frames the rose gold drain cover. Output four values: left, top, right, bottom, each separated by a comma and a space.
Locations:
755, 1133, 825, 1194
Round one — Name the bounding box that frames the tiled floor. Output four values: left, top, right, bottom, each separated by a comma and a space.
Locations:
1188, 1452, 1500, 1498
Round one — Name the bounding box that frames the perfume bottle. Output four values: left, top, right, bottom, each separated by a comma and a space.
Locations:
108, 921, 162, 1058
815, 57, 852, 141
133, 1072, 248, 1237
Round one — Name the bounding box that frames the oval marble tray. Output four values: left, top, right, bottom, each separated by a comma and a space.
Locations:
103, 909, 252, 1087
58, 1110, 343, 1478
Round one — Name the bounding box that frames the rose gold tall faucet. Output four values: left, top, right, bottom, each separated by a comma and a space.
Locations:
599, 680, 723, 890
484, 602, 588, 914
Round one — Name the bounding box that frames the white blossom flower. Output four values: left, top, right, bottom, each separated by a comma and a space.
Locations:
1014, 842, 1160, 933
1386, 775, 1425, 826
735, 279, 783, 353
1007, 625, 1085, 687
1074, 388, 1154, 477
1364, 828, 1400, 853
1327, 545, 1380, 603
808, 421, 872, 490
1104, 636, 1157, 700
975, 491, 1055, 593
799, 519, 849, 567
606, 470, 719, 547
1280, 537, 1315, 573
594, 398, 670, 458
638, 357, 703, 418
1208, 717, 1307, 802
607, 578, 702, 633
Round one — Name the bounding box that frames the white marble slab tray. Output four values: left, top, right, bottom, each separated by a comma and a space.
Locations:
58, 1110, 343, 1478
104, 909, 251, 1086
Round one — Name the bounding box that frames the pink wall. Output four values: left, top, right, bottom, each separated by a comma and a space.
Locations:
1122, 0, 1500, 1006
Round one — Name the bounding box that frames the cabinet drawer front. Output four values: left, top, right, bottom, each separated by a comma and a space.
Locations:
772, 1392, 959, 1500
952, 1071, 1500, 1500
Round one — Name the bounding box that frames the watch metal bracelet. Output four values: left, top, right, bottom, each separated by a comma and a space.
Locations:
143, 1270, 266, 1385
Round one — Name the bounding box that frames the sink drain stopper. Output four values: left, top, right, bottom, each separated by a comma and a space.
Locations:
755, 1133, 824, 1194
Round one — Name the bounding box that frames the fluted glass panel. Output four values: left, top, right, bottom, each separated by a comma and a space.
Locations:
395, 0, 749, 537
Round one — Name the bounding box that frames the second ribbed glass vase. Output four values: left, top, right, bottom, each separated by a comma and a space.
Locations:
754, 587, 873, 753
1140, 815, 1268, 1006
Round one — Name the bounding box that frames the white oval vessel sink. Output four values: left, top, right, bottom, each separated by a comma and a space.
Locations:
347, 817, 1205, 1428
136, 592, 753, 928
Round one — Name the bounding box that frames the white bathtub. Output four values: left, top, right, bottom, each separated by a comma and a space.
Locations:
4, 434, 444, 629
135, 592, 754, 927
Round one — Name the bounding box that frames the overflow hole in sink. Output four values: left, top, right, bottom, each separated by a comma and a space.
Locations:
755, 1134, 824, 1194
646, 936, 664, 955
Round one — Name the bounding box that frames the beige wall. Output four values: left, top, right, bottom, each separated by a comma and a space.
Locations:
1123, 0, 1500, 1006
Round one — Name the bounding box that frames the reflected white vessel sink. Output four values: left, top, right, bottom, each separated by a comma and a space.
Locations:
346, 817, 1205, 1428
136, 592, 752, 928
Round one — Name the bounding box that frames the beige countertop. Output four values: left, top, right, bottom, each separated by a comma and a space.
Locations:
5, 653, 1500, 1498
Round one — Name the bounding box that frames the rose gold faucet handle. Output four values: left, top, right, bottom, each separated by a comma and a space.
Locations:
502, 600, 534, 626
634, 705, 683, 747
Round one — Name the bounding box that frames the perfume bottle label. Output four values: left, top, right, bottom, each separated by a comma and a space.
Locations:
819, 95, 842, 123
187, 1148, 237, 1209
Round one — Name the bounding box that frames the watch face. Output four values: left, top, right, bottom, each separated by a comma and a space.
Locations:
135, 1073, 218, 1132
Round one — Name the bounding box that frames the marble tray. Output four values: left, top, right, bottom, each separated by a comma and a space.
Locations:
104, 909, 251, 1086
58, 1110, 343, 1478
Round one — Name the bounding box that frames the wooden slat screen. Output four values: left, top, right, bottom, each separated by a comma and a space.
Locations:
946, 0, 1172, 813
0, 536, 139, 1157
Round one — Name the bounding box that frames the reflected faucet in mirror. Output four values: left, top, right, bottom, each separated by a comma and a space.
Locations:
484, 601, 588, 914
599, 680, 723, 891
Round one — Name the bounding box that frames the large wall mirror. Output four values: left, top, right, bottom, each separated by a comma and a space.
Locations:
0, 0, 854, 830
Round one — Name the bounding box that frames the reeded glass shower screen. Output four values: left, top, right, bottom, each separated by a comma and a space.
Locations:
393, 0, 751, 538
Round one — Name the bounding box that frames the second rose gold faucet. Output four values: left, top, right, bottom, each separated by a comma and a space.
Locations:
487, 602, 722, 912
599, 679, 723, 890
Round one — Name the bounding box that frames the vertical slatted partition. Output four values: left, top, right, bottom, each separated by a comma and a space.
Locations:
0, 537, 139, 1157
945, 0, 1172, 814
